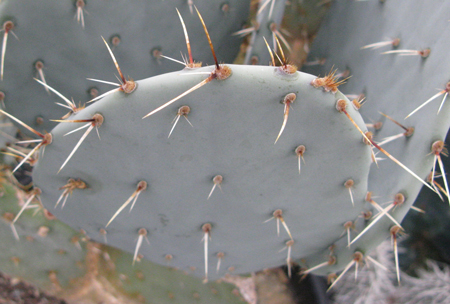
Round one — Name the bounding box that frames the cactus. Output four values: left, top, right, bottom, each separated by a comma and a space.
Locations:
302, 0, 450, 284
0, 179, 247, 303
28, 59, 376, 282
30, 25, 450, 286
27, 0, 450, 286
0, 0, 250, 135
2, 0, 450, 301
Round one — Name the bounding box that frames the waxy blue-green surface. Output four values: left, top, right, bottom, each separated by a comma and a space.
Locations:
302, 0, 450, 274
33, 65, 371, 280
0, 0, 250, 135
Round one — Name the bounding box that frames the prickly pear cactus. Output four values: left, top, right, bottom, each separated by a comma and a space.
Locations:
302, 0, 450, 283
3, 0, 450, 297
0, 180, 246, 303
0, 0, 250, 134
31, 60, 376, 282
105, 246, 247, 304
22, 0, 450, 280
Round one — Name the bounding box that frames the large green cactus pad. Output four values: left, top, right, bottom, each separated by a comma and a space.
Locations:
33, 64, 373, 281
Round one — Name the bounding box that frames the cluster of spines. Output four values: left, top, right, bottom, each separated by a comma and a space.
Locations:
241, 0, 290, 66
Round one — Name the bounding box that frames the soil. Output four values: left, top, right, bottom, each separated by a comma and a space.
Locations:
0, 272, 66, 304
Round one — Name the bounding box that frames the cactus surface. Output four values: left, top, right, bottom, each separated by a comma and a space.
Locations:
24, 0, 450, 280
302, 0, 450, 280
2, 0, 450, 301
0, 182, 87, 292
0, 180, 246, 303
0, 0, 250, 134
31, 63, 374, 281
